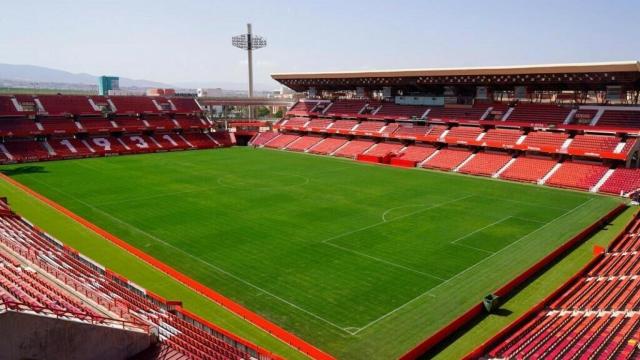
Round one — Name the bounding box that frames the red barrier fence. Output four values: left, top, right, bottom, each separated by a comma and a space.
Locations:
0, 173, 334, 360
399, 203, 627, 360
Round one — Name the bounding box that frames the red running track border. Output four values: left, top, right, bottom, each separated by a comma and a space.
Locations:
399, 202, 627, 360
0, 172, 334, 360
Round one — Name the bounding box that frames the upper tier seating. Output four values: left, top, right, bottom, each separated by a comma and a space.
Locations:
355, 121, 386, 133
482, 103, 510, 121
458, 152, 512, 176
0, 96, 29, 116
107, 96, 159, 114
521, 131, 569, 150
112, 116, 147, 131
38, 117, 79, 134
506, 103, 572, 124
167, 97, 201, 113
250, 132, 279, 146
394, 125, 430, 137
598, 168, 640, 195
571, 109, 598, 125
305, 118, 333, 130
264, 134, 300, 149
287, 100, 323, 115
173, 115, 207, 130
568, 134, 620, 153
545, 162, 608, 190
331, 120, 359, 131
144, 115, 176, 130
37, 95, 99, 116
422, 148, 472, 170
0, 118, 40, 137
397, 145, 437, 163
325, 100, 368, 117
77, 117, 116, 132
498, 156, 557, 183
596, 110, 640, 129
374, 103, 427, 119
307, 137, 348, 155
285, 136, 323, 152
282, 117, 309, 128
364, 142, 404, 157
444, 126, 483, 142
427, 104, 489, 120
481, 128, 523, 147
333, 140, 374, 158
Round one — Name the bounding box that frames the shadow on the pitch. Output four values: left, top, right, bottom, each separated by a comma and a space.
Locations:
1, 166, 49, 176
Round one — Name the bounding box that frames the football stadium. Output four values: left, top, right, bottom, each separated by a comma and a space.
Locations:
1, 2, 640, 360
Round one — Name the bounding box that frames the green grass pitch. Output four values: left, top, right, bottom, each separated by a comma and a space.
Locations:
0, 147, 623, 359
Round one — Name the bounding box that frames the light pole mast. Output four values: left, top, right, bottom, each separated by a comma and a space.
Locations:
232, 23, 267, 118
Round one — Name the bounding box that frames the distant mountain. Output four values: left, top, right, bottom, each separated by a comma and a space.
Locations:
0, 63, 173, 89
173, 80, 277, 92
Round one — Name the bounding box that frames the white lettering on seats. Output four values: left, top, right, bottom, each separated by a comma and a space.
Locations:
59, 139, 77, 153
92, 137, 111, 151
129, 136, 149, 149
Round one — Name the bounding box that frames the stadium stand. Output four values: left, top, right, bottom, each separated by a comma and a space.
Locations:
308, 137, 348, 155
355, 121, 386, 133
333, 139, 375, 158
305, 118, 333, 130
394, 124, 430, 138
520, 131, 569, 152
596, 109, 640, 128
396, 145, 438, 163
481, 128, 523, 148
285, 135, 323, 152
250, 132, 279, 146
506, 103, 572, 125
330, 119, 359, 131
458, 152, 512, 177
598, 168, 640, 195
38, 116, 79, 134
422, 148, 473, 171
444, 126, 483, 143
264, 134, 300, 149
545, 161, 609, 190
106, 96, 159, 114
37, 95, 99, 116
324, 99, 368, 117
364, 142, 404, 157
373, 103, 426, 119
428, 104, 489, 120
0, 199, 277, 360
113, 116, 147, 132
498, 156, 557, 183
568, 134, 620, 153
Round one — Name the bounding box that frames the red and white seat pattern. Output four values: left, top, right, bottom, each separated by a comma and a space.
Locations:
422, 148, 472, 171
458, 152, 512, 177
333, 140, 375, 158
498, 156, 557, 183
545, 162, 609, 190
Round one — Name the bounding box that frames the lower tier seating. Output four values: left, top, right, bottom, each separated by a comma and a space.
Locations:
0, 201, 274, 360
498, 157, 557, 183
545, 162, 609, 190
599, 168, 640, 195
397, 145, 437, 163
308, 138, 348, 155
263, 134, 300, 149
364, 142, 404, 157
422, 148, 472, 171
285, 136, 323, 151
458, 152, 512, 176
333, 140, 375, 158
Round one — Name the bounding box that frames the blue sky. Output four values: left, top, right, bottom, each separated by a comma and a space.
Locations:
1, 0, 639, 88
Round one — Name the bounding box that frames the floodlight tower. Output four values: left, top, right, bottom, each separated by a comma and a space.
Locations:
232, 23, 267, 118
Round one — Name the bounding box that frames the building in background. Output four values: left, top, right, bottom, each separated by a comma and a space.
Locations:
98, 76, 120, 95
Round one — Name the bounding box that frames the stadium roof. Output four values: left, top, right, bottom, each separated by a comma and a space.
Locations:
272, 61, 640, 92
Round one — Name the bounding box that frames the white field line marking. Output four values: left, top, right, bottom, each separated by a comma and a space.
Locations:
381, 204, 427, 222
322, 194, 473, 245
24, 175, 353, 334
450, 216, 512, 244
452, 242, 495, 255
324, 241, 446, 281
476, 194, 576, 212
94, 187, 212, 207
350, 197, 596, 335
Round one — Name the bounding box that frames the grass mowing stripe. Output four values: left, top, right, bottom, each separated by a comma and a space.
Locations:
351, 197, 595, 335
